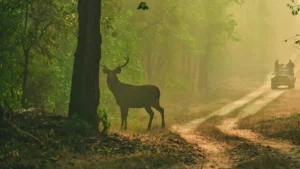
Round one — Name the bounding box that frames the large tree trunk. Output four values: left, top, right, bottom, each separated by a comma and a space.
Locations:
68, 0, 101, 134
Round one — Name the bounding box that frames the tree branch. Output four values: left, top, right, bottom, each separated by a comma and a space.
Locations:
5, 119, 44, 145
28, 19, 56, 51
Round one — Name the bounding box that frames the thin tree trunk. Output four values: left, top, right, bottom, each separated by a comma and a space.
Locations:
198, 56, 203, 92
185, 51, 189, 78
10, 56, 15, 99
199, 22, 212, 95
21, 50, 29, 109
21, 1, 29, 109
203, 43, 210, 90
194, 56, 199, 92
0, 104, 3, 122
68, 0, 101, 134
199, 44, 211, 96
145, 52, 153, 83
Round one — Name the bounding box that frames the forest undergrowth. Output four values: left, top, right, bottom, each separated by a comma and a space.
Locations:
0, 112, 205, 169
0, 77, 261, 169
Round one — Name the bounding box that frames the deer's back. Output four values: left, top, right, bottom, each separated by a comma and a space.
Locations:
112, 83, 160, 108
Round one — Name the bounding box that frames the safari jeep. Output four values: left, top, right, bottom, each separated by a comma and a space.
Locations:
271, 68, 296, 89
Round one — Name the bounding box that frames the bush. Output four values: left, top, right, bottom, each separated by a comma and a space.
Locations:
64, 115, 92, 136
26, 57, 60, 111
98, 109, 111, 135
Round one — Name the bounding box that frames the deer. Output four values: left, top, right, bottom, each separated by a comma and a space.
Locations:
101, 56, 165, 131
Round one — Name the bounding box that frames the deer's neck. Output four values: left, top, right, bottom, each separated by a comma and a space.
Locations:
107, 76, 122, 93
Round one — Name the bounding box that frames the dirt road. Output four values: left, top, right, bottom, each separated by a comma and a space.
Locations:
172, 53, 300, 169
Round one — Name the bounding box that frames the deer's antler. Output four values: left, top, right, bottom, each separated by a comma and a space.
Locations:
100, 60, 109, 70
118, 56, 129, 68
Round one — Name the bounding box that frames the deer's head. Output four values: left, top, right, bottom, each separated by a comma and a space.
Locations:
101, 56, 129, 85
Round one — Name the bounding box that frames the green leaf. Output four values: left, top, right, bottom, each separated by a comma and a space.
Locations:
137, 2, 149, 10
50, 157, 59, 162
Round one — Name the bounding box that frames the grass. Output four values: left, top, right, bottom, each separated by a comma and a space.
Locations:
105, 76, 262, 133
237, 87, 300, 145
233, 153, 293, 169
238, 113, 300, 144
107, 102, 226, 133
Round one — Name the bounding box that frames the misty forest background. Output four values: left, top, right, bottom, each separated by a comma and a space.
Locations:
1, 0, 300, 129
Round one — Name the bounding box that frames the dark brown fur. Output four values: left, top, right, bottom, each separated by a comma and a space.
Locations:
101, 57, 165, 130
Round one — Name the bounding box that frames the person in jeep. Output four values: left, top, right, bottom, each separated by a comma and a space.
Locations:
286, 59, 295, 75
274, 60, 279, 72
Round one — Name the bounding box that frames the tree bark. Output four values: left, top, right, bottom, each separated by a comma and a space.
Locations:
68, 0, 101, 134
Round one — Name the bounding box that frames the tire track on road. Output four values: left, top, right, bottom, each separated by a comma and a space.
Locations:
170, 52, 300, 169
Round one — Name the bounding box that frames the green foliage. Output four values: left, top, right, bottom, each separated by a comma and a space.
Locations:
0, 0, 76, 112
0, 0, 25, 109
64, 115, 92, 136
286, 1, 300, 45
98, 109, 111, 135
137, 2, 149, 10
100, 0, 145, 112
1, 0, 241, 120
295, 40, 300, 45
26, 58, 60, 111
287, 1, 300, 15
98, 0, 242, 109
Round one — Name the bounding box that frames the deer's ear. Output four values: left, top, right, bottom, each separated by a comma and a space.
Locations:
115, 68, 121, 74
103, 69, 109, 74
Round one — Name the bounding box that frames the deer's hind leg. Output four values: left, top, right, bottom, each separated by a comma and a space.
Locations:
152, 101, 165, 128
120, 107, 124, 130
145, 107, 154, 131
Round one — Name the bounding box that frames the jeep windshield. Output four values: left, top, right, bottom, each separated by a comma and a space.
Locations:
274, 68, 290, 76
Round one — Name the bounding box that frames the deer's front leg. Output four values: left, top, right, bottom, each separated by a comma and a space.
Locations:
124, 107, 128, 130
120, 107, 124, 130
120, 107, 128, 130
